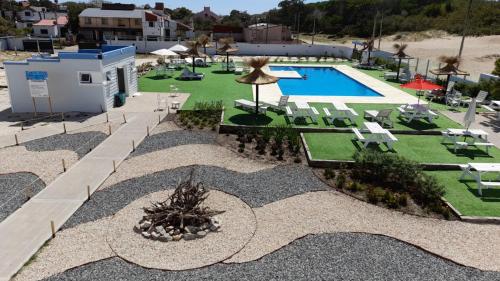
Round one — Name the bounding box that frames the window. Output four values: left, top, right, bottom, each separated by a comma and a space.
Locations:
148, 21, 154, 27
84, 17, 91, 24
106, 71, 112, 81
25, 11, 31, 16
134, 18, 141, 25
27, 23, 33, 27
101, 18, 108, 25
40, 29, 48, 34
80, 73, 92, 84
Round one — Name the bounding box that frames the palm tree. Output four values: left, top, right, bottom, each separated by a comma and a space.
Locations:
430, 55, 469, 89
235, 57, 279, 115
197, 34, 211, 64
393, 43, 409, 81
361, 39, 375, 64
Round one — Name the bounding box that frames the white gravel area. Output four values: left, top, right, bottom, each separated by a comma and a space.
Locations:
225, 191, 500, 272
13, 218, 114, 281
100, 144, 275, 189
0, 146, 77, 184
107, 190, 256, 270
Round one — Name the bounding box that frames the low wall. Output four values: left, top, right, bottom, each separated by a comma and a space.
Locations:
107, 39, 354, 58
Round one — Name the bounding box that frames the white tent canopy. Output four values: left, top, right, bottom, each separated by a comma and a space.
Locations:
168, 44, 188, 53
150, 49, 179, 57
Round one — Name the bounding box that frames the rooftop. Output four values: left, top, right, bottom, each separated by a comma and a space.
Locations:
79, 8, 143, 18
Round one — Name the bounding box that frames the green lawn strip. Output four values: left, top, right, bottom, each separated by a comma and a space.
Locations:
427, 171, 500, 217
303, 132, 500, 164
138, 63, 465, 130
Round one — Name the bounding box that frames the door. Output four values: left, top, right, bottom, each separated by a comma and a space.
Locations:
117, 67, 126, 93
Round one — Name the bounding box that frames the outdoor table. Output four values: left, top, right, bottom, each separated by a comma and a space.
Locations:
445, 128, 489, 142
460, 163, 500, 195
363, 122, 387, 135
294, 101, 310, 110
359, 122, 398, 149
398, 104, 437, 123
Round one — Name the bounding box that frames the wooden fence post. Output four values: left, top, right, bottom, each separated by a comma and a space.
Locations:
50, 220, 56, 238
62, 159, 66, 172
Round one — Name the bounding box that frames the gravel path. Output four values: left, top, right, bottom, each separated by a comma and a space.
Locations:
130, 130, 217, 157
64, 165, 327, 229
23, 131, 108, 159
0, 172, 45, 222
100, 144, 274, 189
43, 233, 500, 281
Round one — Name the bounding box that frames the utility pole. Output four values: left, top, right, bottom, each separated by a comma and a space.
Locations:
312, 17, 316, 45
458, 0, 473, 59
371, 11, 378, 40
378, 14, 383, 50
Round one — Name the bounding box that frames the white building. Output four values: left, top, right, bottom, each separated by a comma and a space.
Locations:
4, 45, 137, 113
31, 16, 68, 38
15, 6, 68, 29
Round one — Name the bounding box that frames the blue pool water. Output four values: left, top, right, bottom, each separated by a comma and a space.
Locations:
269, 66, 383, 97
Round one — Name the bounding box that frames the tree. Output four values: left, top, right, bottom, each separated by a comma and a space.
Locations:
197, 34, 210, 64
65, 1, 89, 33
361, 39, 375, 64
492, 58, 500, 76
171, 7, 193, 21
0, 17, 30, 36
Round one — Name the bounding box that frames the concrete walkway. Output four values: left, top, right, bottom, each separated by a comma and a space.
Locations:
0, 112, 164, 281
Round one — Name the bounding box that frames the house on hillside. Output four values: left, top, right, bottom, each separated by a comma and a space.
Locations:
15, 4, 68, 29
32, 16, 68, 38
212, 25, 243, 41
3, 45, 137, 113
78, 3, 194, 42
243, 23, 292, 43
193, 7, 220, 23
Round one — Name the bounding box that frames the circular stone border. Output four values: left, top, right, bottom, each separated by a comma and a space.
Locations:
106, 189, 257, 271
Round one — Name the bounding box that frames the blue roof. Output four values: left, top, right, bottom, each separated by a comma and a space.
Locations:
4, 45, 135, 65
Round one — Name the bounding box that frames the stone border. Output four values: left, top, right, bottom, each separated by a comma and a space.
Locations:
441, 197, 500, 224
107, 189, 257, 271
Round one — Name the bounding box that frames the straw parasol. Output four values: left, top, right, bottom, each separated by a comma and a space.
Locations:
430, 56, 470, 90
198, 34, 212, 64
217, 37, 239, 72
360, 39, 375, 64
392, 43, 413, 81
235, 57, 279, 115
182, 41, 207, 73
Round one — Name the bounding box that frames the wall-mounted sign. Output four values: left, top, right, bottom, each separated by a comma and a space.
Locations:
29, 80, 49, 97
25, 71, 48, 81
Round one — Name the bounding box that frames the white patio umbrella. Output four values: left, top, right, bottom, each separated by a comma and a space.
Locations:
168, 44, 188, 53
463, 98, 476, 131
150, 49, 179, 57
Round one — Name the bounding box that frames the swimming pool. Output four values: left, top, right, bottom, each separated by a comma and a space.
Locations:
269, 66, 383, 97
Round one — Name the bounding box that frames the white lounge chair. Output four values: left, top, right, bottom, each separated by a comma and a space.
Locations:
262, 96, 289, 112
445, 90, 462, 108
460, 90, 489, 107
323, 102, 359, 125
285, 104, 319, 124
363, 109, 394, 128
397, 104, 439, 123
178, 68, 204, 80
234, 99, 267, 114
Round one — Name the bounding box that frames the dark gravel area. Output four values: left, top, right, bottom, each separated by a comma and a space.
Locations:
23, 131, 108, 159
130, 130, 217, 157
63, 164, 327, 229
43, 233, 500, 281
0, 172, 45, 222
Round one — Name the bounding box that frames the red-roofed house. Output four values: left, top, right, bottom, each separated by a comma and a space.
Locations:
32, 16, 68, 37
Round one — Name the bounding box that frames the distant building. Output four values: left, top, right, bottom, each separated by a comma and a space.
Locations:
32, 16, 68, 38
212, 25, 243, 42
78, 3, 194, 42
0, 2, 68, 35
193, 7, 220, 23
243, 23, 292, 43
4, 45, 137, 113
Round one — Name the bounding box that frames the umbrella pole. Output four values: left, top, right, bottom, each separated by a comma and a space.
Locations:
227, 53, 229, 72
255, 84, 259, 116
396, 58, 402, 81
445, 74, 451, 91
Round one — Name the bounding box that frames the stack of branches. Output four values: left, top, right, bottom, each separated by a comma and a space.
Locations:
136, 171, 224, 241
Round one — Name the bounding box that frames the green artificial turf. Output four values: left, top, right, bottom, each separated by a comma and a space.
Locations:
303, 132, 500, 164
139, 63, 464, 131
427, 171, 500, 217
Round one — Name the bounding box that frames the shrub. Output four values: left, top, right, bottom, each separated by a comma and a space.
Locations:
323, 168, 336, 180
383, 191, 399, 209
411, 174, 445, 206
397, 193, 409, 207
336, 173, 346, 189
366, 188, 378, 204
347, 181, 360, 192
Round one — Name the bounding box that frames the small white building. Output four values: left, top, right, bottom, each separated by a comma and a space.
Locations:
32, 16, 68, 38
4, 45, 137, 113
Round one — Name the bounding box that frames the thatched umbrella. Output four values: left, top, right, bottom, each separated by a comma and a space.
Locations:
197, 34, 212, 64
392, 43, 413, 81
235, 57, 279, 115
217, 37, 239, 72
183, 41, 207, 73
430, 56, 470, 90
